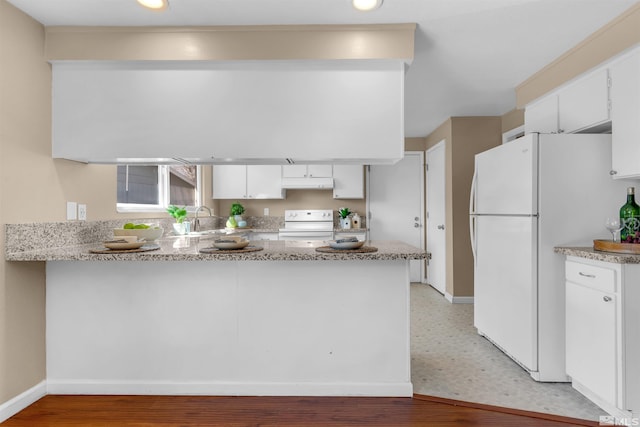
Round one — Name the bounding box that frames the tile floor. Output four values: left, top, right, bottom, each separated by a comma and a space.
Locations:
410, 283, 606, 421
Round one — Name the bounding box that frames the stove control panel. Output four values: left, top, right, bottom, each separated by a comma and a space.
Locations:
284, 209, 334, 222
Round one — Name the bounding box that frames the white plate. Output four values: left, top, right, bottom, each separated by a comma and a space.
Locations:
213, 240, 250, 250
103, 240, 145, 250
328, 240, 365, 250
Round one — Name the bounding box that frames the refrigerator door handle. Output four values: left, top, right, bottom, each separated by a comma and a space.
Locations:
469, 170, 477, 261
469, 214, 476, 261
469, 169, 477, 215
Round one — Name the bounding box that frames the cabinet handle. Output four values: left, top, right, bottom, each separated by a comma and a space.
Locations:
578, 272, 596, 278
603, 296, 612, 302
610, 170, 618, 176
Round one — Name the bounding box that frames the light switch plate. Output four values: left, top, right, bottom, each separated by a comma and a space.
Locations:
264, 208, 269, 216
66, 202, 77, 220
78, 204, 87, 221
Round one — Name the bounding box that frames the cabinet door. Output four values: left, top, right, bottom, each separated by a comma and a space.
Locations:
212, 165, 247, 199
333, 165, 364, 199
335, 230, 367, 241
246, 165, 284, 199
559, 68, 610, 134
566, 280, 617, 406
307, 164, 333, 178
282, 165, 307, 178
610, 51, 640, 179
524, 95, 558, 134
249, 232, 279, 241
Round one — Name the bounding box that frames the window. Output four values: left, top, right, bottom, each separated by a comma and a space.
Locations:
117, 165, 201, 213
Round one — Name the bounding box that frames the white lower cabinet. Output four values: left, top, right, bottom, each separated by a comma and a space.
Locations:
249, 232, 279, 241
565, 257, 640, 418
335, 229, 367, 241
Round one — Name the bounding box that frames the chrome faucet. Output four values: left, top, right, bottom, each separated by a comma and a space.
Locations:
193, 205, 212, 232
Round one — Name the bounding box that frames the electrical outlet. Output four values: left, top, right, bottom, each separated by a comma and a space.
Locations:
66, 202, 77, 220
78, 204, 87, 221
264, 208, 269, 216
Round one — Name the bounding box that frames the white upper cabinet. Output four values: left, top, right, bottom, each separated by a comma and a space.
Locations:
333, 165, 364, 199
246, 165, 284, 199
213, 165, 284, 199
524, 96, 559, 134
51, 61, 405, 165
610, 50, 640, 179
212, 165, 247, 200
558, 68, 610, 134
282, 164, 332, 178
524, 68, 610, 135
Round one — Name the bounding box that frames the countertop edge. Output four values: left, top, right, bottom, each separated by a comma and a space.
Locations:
6, 240, 426, 262
554, 246, 640, 264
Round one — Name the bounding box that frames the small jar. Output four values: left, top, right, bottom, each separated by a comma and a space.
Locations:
352, 213, 361, 229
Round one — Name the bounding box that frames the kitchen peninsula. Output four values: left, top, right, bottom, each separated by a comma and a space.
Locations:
5, 222, 425, 398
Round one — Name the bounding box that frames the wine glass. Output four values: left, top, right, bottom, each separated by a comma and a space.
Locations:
605, 217, 623, 242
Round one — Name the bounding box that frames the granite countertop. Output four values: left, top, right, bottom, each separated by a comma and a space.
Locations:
6, 238, 425, 262
554, 246, 640, 264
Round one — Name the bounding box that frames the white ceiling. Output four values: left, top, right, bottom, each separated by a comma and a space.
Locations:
7, 0, 638, 137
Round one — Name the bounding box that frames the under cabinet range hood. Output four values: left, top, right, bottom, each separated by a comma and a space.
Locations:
281, 177, 334, 189
52, 59, 406, 165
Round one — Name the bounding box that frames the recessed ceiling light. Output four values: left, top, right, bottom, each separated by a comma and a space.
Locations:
352, 0, 383, 12
137, 0, 169, 11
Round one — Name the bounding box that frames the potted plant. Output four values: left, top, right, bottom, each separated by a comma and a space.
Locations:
167, 205, 190, 235
231, 202, 245, 221
225, 202, 245, 229
337, 207, 352, 229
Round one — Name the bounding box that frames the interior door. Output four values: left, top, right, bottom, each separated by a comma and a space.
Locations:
426, 141, 446, 294
368, 152, 425, 282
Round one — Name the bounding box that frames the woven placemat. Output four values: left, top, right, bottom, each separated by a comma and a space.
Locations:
199, 246, 264, 254
315, 246, 378, 254
89, 244, 161, 254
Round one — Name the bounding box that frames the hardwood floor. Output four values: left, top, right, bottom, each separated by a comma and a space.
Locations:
1, 394, 598, 426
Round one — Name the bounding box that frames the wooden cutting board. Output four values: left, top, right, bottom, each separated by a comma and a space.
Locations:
89, 244, 160, 254
593, 239, 640, 254
199, 246, 263, 254
315, 246, 378, 254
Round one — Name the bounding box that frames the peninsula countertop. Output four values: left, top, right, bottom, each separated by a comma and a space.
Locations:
6, 237, 426, 262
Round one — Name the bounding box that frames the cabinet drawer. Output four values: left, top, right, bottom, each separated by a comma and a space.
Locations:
566, 261, 616, 293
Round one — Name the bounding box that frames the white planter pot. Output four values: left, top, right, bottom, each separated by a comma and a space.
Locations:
340, 217, 352, 229
173, 222, 191, 235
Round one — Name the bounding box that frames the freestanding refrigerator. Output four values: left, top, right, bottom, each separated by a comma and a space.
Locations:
469, 132, 630, 382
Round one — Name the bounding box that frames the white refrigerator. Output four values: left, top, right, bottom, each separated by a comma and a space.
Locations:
469, 133, 630, 382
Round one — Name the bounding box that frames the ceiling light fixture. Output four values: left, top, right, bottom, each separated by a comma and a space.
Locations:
137, 0, 169, 11
352, 0, 383, 12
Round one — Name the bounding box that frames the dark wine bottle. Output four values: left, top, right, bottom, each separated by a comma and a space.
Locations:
620, 187, 640, 242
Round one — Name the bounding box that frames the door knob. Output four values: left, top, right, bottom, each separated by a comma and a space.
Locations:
414, 223, 420, 228
437, 224, 445, 230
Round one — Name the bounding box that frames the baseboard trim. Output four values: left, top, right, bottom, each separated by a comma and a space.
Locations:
413, 393, 597, 426
0, 380, 47, 423
571, 380, 630, 421
444, 292, 474, 304
46, 380, 413, 397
